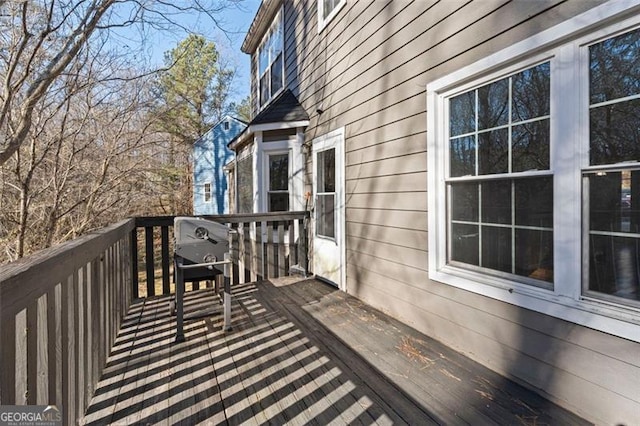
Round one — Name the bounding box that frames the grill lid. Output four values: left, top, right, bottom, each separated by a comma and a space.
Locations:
174, 217, 230, 265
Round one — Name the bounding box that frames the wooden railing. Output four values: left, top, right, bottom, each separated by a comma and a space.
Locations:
0, 212, 310, 425
133, 211, 310, 297
0, 219, 135, 425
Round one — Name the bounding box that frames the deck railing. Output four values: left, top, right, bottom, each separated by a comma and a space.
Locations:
0, 212, 310, 424
0, 219, 135, 424
133, 212, 310, 297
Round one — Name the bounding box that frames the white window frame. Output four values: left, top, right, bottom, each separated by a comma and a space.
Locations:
318, 0, 346, 33
427, 0, 640, 342
257, 7, 285, 109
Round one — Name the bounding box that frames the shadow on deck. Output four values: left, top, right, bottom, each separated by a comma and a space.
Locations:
82, 277, 589, 425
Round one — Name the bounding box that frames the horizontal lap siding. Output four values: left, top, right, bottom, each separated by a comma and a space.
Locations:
283, 0, 637, 424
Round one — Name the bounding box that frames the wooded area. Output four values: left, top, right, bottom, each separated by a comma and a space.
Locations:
0, 0, 250, 263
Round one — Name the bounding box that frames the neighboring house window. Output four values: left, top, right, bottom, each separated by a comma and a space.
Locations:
258, 8, 284, 108
316, 147, 336, 238
237, 155, 253, 213
203, 182, 212, 203
267, 153, 289, 212
427, 4, 640, 340
318, 0, 346, 31
224, 121, 230, 131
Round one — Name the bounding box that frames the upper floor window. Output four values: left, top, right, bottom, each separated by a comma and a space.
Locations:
318, 0, 345, 32
258, 8, 284, 108
428, 2, 640, 341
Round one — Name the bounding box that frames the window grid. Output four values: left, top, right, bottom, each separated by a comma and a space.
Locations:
447, 62, 553, 285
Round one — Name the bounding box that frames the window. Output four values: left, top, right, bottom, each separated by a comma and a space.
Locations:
267, 153, 289, 212
223, 121, 230, 131
318, 0, 345, 31
237, 155, 253, 213
427, 2, 640, 340
203, 182, 212, 203
257, 9, 284, 108
316, 148, 336, 238
448, 62, 553, 286
585, 27, 640, 305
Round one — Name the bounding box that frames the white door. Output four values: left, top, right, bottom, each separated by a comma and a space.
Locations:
312, 128, 345, 289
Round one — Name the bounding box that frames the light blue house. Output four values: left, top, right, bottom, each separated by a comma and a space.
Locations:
193, 115, 246, 215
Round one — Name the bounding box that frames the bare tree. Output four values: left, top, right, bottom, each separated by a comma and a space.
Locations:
0, 0, 237, 166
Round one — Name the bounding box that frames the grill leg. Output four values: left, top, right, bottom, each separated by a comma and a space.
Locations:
175, 258, 186, 342
223, 253, 232, 332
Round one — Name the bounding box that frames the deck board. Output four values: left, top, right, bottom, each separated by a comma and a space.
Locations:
83, 278, 590, 425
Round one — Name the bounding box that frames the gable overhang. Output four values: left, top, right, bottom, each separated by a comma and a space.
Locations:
228, 120, 309, 151
242, 0, 282, 54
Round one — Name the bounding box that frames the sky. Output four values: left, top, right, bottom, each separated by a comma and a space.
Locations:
111, 0, 262, 105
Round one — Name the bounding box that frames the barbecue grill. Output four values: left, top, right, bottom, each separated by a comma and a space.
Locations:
173, 217, 233, 342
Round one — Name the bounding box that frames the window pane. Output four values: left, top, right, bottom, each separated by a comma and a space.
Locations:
481, 180, 511, 224
271, 19, 283, 57
451, 223, 479, 265
515, 177, 553, 228
260, 73, 270, 106
512, 62, 550, 122
269, 192, 289, 212
271, 53, 283, 95
478, 128, 508, 175
512, 119, 550, 172
318, 148, 335, 192
516, 229, 553, 282
449, 91, 476, 136
451, 183, 479, 222
589, 234, 640, 302
589, 171, 640, 234
259, 45, 269, 75
590, 98, 640, 165
317, 193, 335, 238
590, 27, 640, 104
450, 136, 475, 177
481, 226, 511, 273
269, 154, 288, 191
478, 78, 509, 130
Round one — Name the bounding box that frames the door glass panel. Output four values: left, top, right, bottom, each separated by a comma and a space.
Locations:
317, 194, 335, 238
317, 148, 336, 238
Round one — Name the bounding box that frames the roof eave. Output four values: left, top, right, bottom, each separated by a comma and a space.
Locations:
241, 0, 282, 54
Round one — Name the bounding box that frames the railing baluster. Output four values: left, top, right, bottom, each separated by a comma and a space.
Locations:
161, 226, 170, 295
278, 221, 286, 277
130, 228, 139, 299
0, 313, 16, 404
15, 308, 27, 404
26, 300, 38, 405
145, 226, 154, 297
36, 295, 48, 405
266, 221, 275, 278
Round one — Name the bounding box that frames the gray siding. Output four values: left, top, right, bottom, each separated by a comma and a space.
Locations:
251, 0, 640, 424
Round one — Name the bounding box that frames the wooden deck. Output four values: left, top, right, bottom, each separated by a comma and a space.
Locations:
82, 277, 589, 425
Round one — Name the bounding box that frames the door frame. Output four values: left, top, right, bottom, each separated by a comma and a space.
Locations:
312, 127, 346, 291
